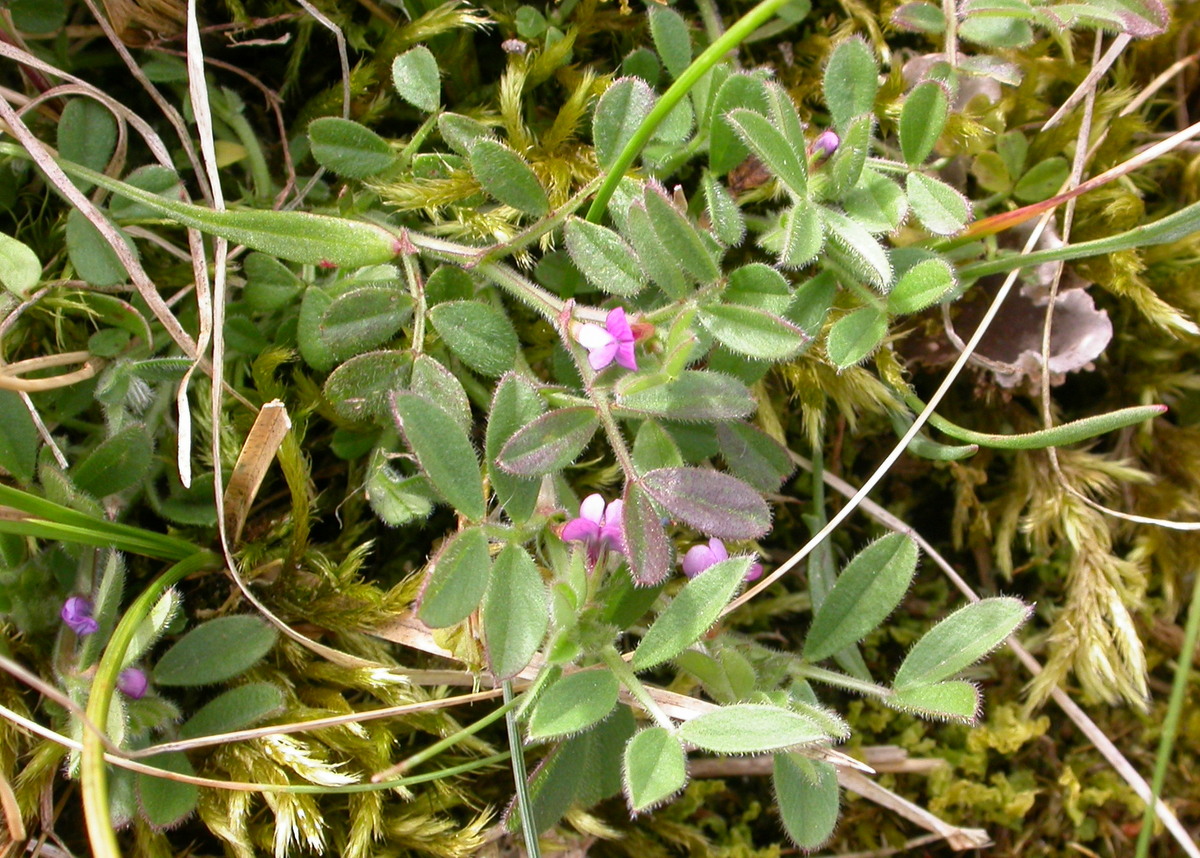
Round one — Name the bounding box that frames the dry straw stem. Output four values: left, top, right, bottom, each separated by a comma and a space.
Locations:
795, 455, 1200, 858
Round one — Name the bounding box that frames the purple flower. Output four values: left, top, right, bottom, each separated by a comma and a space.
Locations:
681, 538, 763, 582
117, 668, 148, 700
561, 493, 626, 559
808, 130, 840, 165
61, 597, 99, 636
576, 307, 637, 372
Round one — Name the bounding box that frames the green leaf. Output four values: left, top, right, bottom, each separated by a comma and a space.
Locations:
419, 526, 492, 628
715, 421, 795, 492
1013, 157, 1070, 203
153, 615, 277, 686
366, 456, 435, 526
308, 117, 396, 178
411, 353, 471, 432
0, 390, 37, 484
894, 597, 1032, 689
318, 286, 413, 363
496, 407, 599, 476
803, 533, 918, 661
773, 755, 839, 849
623, 481, 673, 586
708, 72, 770, 175
907, 172, 971, 235
700, 170, 745, 246
486, 374, 545, 523
842, 169, 908, 235
594, 77, 655, 170
633, 557, 751, 671
58, 99, 117, 185
0, 232, 40, 297
66, 208, 136, 288
888, 256, 957, 314
959, 10, 1033, 47
391, 391, 485, 520
72, 423, 153, 498
888, 680, 981, 722
624, 201, 690, 299
241, 252, 302, 312
826, 113, 873, 196
632, 419, 684, 474
779, 199, 825, 268
624, 727, 687, 812
642, 186, 721, 284
698, 304, 810, 360
564, 217, 645, 296
640, 467, 771, 540
483, 544, 548, 678
787, 269, 839, 333
392, 46, 441, 112
178, 683, 286, 739
899, 81, 950, 166
648, 5, 692, 79
526, 709, 635, 834
469, 139, 549, 216
822, 208, 892, 290
677, 704, 827, 754
325, 350, 413, 424
529, 670, 621, 739
616, 370, 755, 422
826, 306, 888, 369
726, 263, 791, 314
892, 1, 947, 32
437, 113, 489, 156
823, 38, 878, 131
428, 300, 519, 377
727, 108, 807, 198
136, 753, 198, 830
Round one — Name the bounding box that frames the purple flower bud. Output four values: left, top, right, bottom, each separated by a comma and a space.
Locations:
681, 538, 763, 581
808, 130, 840, 164
61, 597, 99, 636
117, 668, 149, 700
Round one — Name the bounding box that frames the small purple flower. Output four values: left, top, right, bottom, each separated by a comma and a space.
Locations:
681, 538, 763, 581
576, 307, 637, 372
808, 129, 840, 165
561, 493, 626, 560
117, 668, 148, 700
61, 597, 99, 636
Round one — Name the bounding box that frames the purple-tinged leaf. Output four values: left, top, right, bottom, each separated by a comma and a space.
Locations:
716, 422, 795, 492
639, 467, 771, 539
496, 407, 599, 477
623, 481, 672, 586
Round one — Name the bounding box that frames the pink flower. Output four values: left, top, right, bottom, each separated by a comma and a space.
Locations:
576, 307, 637, 372
561, 493, 626, 559
117, 668, 148, 699
808, 129, 840, 166
681, 538, 763, 581
61, 597, 99, 636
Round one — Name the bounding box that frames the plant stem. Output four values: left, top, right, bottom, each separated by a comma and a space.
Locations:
401, 252, 426, 353
585, 0, 795, 223
374, 696, 518, 780
600, 645, 674, 730
81, 550, 223, 858
1134, 567, 1200, 857
792, 664, 891, 698
503, 680, 541, 857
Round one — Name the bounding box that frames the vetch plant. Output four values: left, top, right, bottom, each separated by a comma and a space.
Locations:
0, 0, 1196, 854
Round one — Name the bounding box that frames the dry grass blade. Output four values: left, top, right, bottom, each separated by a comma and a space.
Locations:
222, 400, 292, 545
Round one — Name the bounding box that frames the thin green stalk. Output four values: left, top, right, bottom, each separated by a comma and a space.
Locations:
585, 0, 795, 223
600, 645, 673, 730
81, 550, 223, 858
384, 696, 518, 776
791, 663, 891, 698
503, 680, 540, 857
1134, 568, 1200, 857
401, 251, 426, 353
902, 394, 1165, 450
